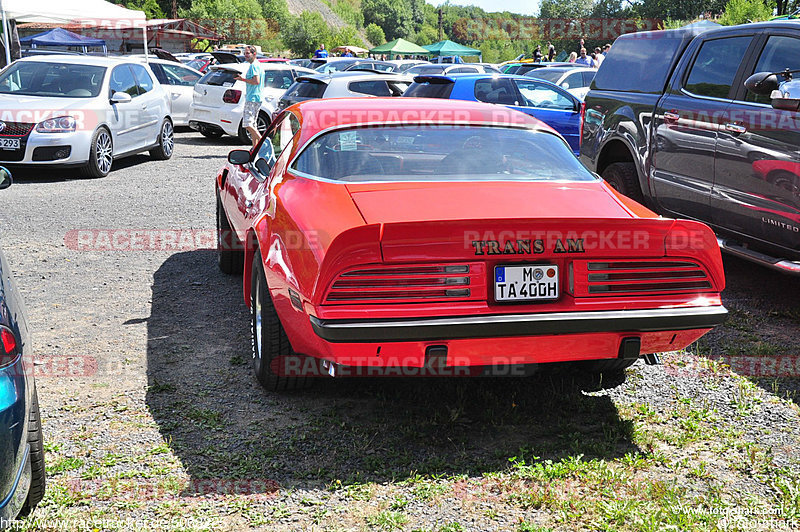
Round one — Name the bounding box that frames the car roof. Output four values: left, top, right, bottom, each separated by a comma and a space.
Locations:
296, 71, 410, 84
16, 55, 134, 67
286, 97, 551, 144
209, 62, 307, 73
530, 66, 595, 73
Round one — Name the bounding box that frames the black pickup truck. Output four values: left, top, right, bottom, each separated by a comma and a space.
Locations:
580, 21, 800, 274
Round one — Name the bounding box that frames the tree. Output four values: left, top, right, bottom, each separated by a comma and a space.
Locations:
122, 0, 165, 19
365, 23, 386, 46
539, 0, 594, 19
330, 25, 364, 49
362, 0, 413, 41
412, 24, 440, 45
281, 11, 330, 57
719, 0, 773, 24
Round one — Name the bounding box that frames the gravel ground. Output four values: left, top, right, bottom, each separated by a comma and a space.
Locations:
0, 129, 799, 531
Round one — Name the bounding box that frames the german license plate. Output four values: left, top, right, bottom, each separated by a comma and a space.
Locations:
495, 264, 559, 302
0, 138, 20, 150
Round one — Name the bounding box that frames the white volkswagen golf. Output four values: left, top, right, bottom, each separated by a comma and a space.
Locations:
0, 55, 173, 178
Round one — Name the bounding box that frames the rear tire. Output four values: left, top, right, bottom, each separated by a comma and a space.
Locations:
149, 119, 174, 160
83, 127, 113, 178
250, 250, 308, 391
18, 386, 45, 517
602, 162, 644, 204
216, 196, 243, 275
237, 122, 251, 145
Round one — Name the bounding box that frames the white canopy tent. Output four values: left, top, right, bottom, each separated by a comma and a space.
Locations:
0, 0, 147, 64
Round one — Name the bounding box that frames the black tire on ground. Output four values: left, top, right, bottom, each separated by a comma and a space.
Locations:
237, 121, 251, 145
250, 250, 308, 391
83, 127, 113, 178
601, 162, 644, 204
149, 119, 174, 160
18, 386, 45, 517
200, 128, 224, 139
216, 196, 244, 275
237, 113, 269, 145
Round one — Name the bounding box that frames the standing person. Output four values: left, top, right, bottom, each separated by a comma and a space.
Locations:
593, 47, 604, 67
574, 47, 595, 67
578, 37, 585, 54
567, 51, 577, 63
533, 45, 542, 62
234, 45, 263, 150
547, 41, 555, 61
603, 43, 611, 55
314, 44, 328, 58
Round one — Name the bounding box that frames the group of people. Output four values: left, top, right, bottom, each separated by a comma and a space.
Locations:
531, 39, 611, 68
313, 44, 364, 59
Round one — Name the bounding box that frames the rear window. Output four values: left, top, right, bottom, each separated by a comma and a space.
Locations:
292, 125, 595, 183
525, 69, 563, 83
263, 70, 295, 89
593, 31, 687, 94
407, 65, 446, 75
197, 68, 237, 86
404, 80, 454, 98
285, 79, 327, 99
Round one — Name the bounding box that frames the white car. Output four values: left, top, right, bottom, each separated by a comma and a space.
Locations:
524, 66, 597, 100
0, 55, 173, 178
188, 63, 315, 143
143, 58, 202, 126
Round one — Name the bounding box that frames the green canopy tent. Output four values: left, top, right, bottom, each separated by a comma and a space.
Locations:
369, 38, 429, 60
423, 40, 482, 62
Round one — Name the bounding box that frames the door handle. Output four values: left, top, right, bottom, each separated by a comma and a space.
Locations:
663, 111, 680, 122
724, 123, 747, 134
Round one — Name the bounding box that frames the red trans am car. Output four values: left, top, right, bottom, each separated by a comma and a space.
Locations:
215, 98, 727, 390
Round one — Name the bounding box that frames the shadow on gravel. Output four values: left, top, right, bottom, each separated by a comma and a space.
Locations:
7, 154, 155, 183
174, 134, 244, 148
697, 255, 800, 407
146, 250, 638, 494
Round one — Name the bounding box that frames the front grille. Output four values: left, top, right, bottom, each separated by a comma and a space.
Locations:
0, 122, 34, 137
573, 260, 712, 296
325, 263, 486, 304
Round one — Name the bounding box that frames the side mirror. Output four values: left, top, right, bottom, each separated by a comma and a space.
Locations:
110, 91, 132, 104
0, 166, 11, 190
255, 158, 273, 175
228, 149, 251, 165
744, 72, 780, 95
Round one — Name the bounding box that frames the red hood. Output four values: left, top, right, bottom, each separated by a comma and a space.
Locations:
345, 181, 638, 224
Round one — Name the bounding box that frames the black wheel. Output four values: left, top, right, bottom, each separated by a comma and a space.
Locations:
237, 121, 251, 144
601, 162, 644, 204
149, 119, 174, 160
18, 386, 45, 517
251, 250, 308, 391
200, 127, 224, 139
768, 170, 800, 197
216, 196, 243, 274
83, 127, 113, 178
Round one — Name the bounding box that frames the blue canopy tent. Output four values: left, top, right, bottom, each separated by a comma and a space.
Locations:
20, 28, 106, 54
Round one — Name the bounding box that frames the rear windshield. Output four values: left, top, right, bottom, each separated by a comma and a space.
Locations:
292, 125, 595, 183
525, 69, 563, 83
0, 62, 106, 98
406, 65, 446, 75
285, 79, 327, 99
593, 31, 687, 94
404, 80, 454, 98
198, 68, 238, 86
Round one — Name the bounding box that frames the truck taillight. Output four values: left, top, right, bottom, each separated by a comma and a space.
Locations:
223, 89, 242, 104
0, 326, 18, 368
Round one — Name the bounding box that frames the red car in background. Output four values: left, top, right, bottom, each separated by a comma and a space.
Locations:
215, 98, 727, 390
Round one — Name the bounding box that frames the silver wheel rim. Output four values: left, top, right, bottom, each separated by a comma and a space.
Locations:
96, 131, 112, 174
254, 276, 263, 365
161, 121, 174, 157
257, 115, 267, 135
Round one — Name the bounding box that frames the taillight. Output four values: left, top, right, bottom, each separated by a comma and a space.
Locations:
0, 326, 18, 368
223, 89, 242, 104
324, 264, 487, 304
579, 102, 586, 148
572, 260, 712, 296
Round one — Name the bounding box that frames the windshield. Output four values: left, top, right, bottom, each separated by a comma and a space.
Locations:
0, 62, 106, 98
525, 69, 564, 83
292, 125, 595, 183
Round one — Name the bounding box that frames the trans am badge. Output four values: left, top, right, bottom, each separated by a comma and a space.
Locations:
471, 238, 585, 255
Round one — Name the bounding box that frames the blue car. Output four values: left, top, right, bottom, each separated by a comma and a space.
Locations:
404, 73, 584, 156
0, 167, 45, 524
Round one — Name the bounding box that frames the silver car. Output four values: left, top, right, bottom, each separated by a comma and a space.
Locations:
0, 55, 173, 178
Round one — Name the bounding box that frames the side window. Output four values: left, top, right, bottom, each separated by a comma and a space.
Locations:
348, 80, 391, 96
684, 36, 751, 99
130, 64, 154, 94
581, 71, 596, 86
451, 67, 478, 73
263, 71, 294, 89
161, 64, 201, 86
474, 78, 518, 105
109, 65, 138, 97
514, 79, 574, 110
561, 72, 582, 89
745, 36, 800, 105
149, 63, 169, 85
254, 115, 297, 177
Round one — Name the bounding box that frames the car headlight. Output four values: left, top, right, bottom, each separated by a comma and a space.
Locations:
36, 116, 77, 133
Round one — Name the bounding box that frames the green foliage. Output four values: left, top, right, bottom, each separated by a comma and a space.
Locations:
281, 11, 330, 58
259, 0, 291, 26
412, 24, 440, 46
329, 0, 365, 28
180, 0, 270, 45
362, 0, 413, 40
633, 0, 728, 20
121, 0, 166, 19
330, 25, 365, 49
719, 0, 774, 24
365, 22, 386, 46
539, 0, 594, 19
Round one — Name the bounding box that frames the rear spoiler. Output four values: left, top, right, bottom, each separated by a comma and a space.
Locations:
412, 75, 456, 84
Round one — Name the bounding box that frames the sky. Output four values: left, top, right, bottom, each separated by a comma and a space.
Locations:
424, 0, 539, 16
